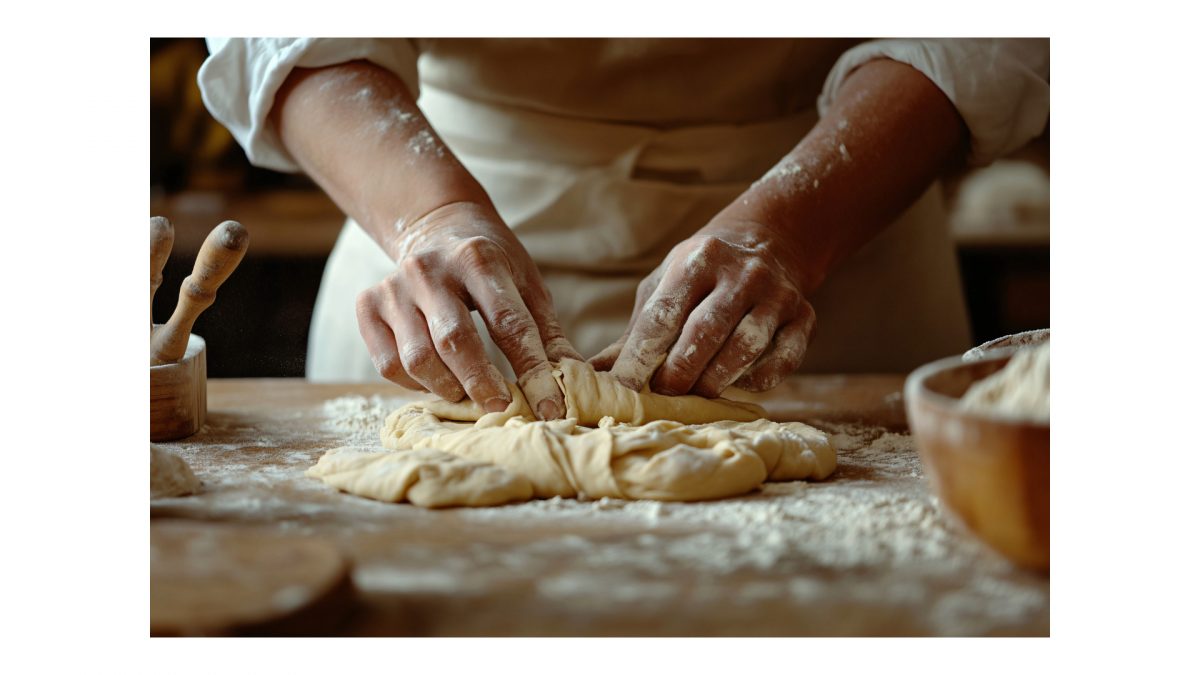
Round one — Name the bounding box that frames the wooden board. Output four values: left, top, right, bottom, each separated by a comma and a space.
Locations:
151, 521, 353, 636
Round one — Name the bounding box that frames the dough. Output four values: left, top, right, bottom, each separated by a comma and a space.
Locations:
151, 444, 201, 498
961, 342, 1050, 420
419, 359, 766, 427
308, 359, 836, 508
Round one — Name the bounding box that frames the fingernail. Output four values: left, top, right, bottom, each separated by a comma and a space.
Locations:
484, 397, 511, 413
536, 399, 562, 421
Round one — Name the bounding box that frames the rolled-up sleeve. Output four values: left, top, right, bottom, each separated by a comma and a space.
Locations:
198, 38, 421, 172
818, 38, 1049, 166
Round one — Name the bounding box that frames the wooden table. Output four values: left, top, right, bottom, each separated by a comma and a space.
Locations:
151, 376, 1050, 636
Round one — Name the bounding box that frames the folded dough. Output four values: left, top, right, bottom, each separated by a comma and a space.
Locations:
308, 360, 835, 508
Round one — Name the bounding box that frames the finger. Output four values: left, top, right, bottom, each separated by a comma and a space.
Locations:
388, 303, 468, 402
355, 294, 424, 391
588, 339, 625, 372
423, 294, 513, 413
520, 279, 584, 363
648, 290, 747, 396
692, 305, 781, 398
465, 273, 565, 421
589, 271, 658, 371
734, 305, 816, 392
609, 269, 713, 391
588, 281, 655, 370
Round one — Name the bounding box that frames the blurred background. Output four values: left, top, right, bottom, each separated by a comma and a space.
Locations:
151, 37, 1049, 378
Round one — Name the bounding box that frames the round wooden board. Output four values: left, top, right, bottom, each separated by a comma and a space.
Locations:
151, 521, 354, 636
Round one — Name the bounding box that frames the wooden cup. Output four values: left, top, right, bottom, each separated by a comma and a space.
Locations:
151, 331, 207, 441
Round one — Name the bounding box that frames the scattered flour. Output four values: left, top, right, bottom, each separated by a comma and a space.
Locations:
322, 394, 409, 445
154, 395, 1048, 635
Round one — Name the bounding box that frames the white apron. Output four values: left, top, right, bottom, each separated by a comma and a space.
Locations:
307, 85, 971, 381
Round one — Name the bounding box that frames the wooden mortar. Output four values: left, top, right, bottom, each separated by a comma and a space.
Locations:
148, 219, 246, 442
151, 330, 207, 441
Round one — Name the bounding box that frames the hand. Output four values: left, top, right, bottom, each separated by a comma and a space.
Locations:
356, 201, 581, 419
590, 219, 815, 397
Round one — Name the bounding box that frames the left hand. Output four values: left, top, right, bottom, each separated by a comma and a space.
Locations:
590, 218, 816, 397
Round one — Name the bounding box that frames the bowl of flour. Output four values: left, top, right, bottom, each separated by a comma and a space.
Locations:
904, 342, 1050, 572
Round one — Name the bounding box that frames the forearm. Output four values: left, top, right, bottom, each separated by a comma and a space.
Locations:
715, 58, 968, 294
270, 60, 489, 260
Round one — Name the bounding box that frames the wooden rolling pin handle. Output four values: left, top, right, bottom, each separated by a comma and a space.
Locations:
150, 216, 174, 325
150, 221, 249, 365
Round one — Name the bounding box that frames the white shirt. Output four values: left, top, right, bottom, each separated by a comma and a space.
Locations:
197, 38, 1049, 379
200, 38, 1049, 172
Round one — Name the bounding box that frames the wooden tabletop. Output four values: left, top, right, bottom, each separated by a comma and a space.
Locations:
151, 375, 1049, 636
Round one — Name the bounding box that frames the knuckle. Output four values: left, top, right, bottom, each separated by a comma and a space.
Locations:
399, 341, 436, 371
694, 235, 725, 257
488, 306, 537, 345
431, 320, 472, 354
354, 290, 378, 318
453, 236, 502, 269
374, 354, 406, 381
776, 284, 803, 309
724, 338, 761, 368
641, 295, 684, 332
400, 252, 438, 280
706, 301, 739, 329
741, 259, 771, 285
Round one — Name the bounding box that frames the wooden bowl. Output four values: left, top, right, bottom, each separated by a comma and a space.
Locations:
905, 351, 1049, 572
150, 332, 207, 441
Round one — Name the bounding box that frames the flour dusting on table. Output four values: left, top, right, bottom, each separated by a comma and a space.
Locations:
152, 394, 1049, 636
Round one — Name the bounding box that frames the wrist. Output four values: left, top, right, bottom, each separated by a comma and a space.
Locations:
364, 171, 493, 260
384, 198, 502, 261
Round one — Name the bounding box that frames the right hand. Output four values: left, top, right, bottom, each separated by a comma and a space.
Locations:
355, 201, 581, 420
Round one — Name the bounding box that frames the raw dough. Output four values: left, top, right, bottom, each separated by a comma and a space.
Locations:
961, 341, 1050, 420
308, 360, 835, 507
151, 444, 201, 498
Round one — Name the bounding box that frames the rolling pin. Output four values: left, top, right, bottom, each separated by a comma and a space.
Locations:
150, 220, 249, 365
150, 216, 174, 334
